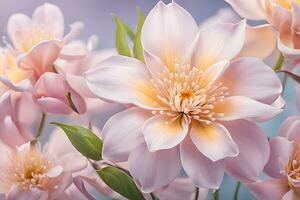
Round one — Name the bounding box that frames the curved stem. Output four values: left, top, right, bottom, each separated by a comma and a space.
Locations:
34, 113, 46, 141
233, 182, 241, 200
194, 187, 199, 200
214, 189, 219, 200
273, 53, 285, 71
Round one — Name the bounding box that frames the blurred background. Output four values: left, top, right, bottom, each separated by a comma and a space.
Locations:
0, 0, 296, 199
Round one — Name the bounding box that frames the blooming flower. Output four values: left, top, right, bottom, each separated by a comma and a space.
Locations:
0, 140, 87, 200
84, 1, 282, 191
225, 0, 300, 60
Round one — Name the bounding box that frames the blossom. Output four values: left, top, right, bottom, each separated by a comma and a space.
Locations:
225, 0, 300, 60
0, 140, 87, 200
84, 1, 282, 191
7, 3, 84, 81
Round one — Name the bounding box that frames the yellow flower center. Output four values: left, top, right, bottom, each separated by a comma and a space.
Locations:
275, 0, 300, 10
151, 65, 228, 124
286, 144, 300, 188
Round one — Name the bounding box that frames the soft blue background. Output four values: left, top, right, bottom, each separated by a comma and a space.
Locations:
0, 0, 296, 199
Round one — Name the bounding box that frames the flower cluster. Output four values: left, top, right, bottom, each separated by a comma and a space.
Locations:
0, 0, 299, 200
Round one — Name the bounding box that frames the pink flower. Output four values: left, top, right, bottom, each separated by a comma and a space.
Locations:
0, 140, 87, 200
84, 1, 282, 191
225, 0, 300, 60
6, 3, 84, 81
0, 91, 40, 148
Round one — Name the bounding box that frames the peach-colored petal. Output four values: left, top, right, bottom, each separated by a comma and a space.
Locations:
142, 114, 189, 152
264, 136, 292, 179
84, 56, 161, 110
190, 121, 238, 162
272, 4, 292, 33
102, 107, 150, 162
223, 120, 270, 182
128, 143, 181, 193
32, 3, 64, 38
141, 1, 198, 74
292, 2, 300, 32
247, 179, 290, 200
180, 136, 225, 189
220, 57, 282, 104
239, 24, 277, 59
224, 0, 266, 20
214, 96, 282, 122
191, 20, 246, 71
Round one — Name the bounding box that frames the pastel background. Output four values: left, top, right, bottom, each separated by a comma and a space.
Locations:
0, 0, 295, 199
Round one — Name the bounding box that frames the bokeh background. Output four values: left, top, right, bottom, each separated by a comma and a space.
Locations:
0, 0, 296, 199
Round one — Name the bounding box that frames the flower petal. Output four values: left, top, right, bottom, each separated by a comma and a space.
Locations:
278, 116, 300, 138
272, 4, 292, 33
191, 20, 246, 71
220, 57, 282, 104
223, 120, 270, 182
264, 136, 292, 179
282, 189, 300, 200
84, 56, 160, 110
224, 0, 266, 20
180, 136, 225, 189
128, 143, 181, 193
239, 25, 277, 59
247, 179, 290, 200
190, 121, 238, 161
214, 96, 282, 122
46, 165, 64, 178
102, 107, 151, 162
17, 40, 62, 79
142, 114, 189, 152
141, 1, 198, 74
32, 3, 64, 38
292, 2, 300, 32
7, 186, 48, 200
58, 153, 88, 172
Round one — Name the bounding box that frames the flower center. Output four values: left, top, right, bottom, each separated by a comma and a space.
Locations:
0, 146, 53, 192
274, 0, 300, 10
151, 65, 228, 124
286, 144, 300, 188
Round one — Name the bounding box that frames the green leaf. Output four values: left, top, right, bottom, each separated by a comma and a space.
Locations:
66, 92, 79, 114
133, 8, 145, 62
51, 122, 103, 161
98, 166, 145, 200
124, 24, 135, 42
114, 15, 132, 57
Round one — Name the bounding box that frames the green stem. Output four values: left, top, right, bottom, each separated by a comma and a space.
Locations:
233, 182, 241, 200
35, 113, 46, 140
150, 193, 157, 200
214, 189, 219, 200
273, 53, 285, 71
194, 187, 199, 200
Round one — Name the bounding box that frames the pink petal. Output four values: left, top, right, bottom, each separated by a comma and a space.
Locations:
32, 3, 64, 38
224, 0, 266, 20
214, 96, 282, 122
46, 165, 64, 178
220, 57, 282, 104
223, 120, 270, 182
17, 40, 62, 79
128, 143, 181, 193
141, 1, 198, 74
190, 121, 238, 161
102, 107, 151, 162
180, 136, 225, 189
296, 84, 300, 111
47, 172, 72, 199
36, 97, 72, 114
7, 186, 48, 200
73, 176, 97, 200
247, 179, 290, 200
292, 2, 300, 32
191, 20, 246, 71
272, 4, 292, 33
199, 61, 229, 87
142, 114, 189, 152
59, 42, 88, 61
84, 56, 161, 110
264, 136, 292, 179
58, 153, 87, 172
282, 189, 300, 200
239, 24, 277, 59
278, 33, 300, 59
279, 116, 300, 142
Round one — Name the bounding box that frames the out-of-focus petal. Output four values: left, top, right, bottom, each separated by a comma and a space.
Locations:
141, 1, 198, 74
223, 120, 270, 182
58, 153, 87, 172
190, 121, 238, 162
180, 136, 225, 189
7, 186, 48, 200
128, 143, 181, 193
224, 0, 266, 20
272, 4, 292, 33
220, 57, 282, 104
264, 136, 292, 179
191, 20, 246, 71
214, 96, 282, 122
142, 114, 189, 152
102, 107, 151, 162
84, 56, 161, 110
32, 3, 64, 38
247, 179, 290, 200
